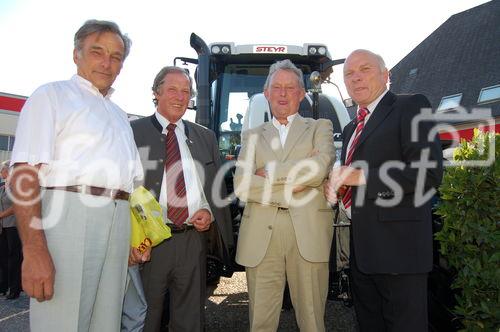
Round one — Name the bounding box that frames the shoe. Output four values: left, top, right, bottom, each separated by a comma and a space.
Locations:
6, 292, 19, 300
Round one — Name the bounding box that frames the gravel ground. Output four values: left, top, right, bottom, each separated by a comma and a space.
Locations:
0, 272, 357, 331
206, 272, 357, 332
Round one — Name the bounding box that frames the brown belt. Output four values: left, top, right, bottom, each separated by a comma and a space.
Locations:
44, 185, 130, 201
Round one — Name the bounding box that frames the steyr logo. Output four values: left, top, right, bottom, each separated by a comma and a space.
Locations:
253, 46, 287, 53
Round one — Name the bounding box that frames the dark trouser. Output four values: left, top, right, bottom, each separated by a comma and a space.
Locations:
350, 243, 428, 332
141, 229, 206, 332
0, 227, 22, 295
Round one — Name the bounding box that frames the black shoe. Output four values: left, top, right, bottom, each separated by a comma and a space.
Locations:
6, 292, 20, 300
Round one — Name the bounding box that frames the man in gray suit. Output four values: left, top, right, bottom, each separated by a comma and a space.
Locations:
130, 66, 233, 332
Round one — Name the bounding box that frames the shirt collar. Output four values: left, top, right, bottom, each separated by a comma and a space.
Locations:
361, 89, 388, 114
154, 111, 185, 134
71, 74, 115, 98
272, 112, 298, 129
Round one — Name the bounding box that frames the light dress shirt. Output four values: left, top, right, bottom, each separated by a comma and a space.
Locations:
11, 75, 143, 193
154, 112, 212, 224
271, 113, 298, 147
342, 89, 388, 219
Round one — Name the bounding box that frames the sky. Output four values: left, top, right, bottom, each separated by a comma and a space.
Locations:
0, 0, 491, 117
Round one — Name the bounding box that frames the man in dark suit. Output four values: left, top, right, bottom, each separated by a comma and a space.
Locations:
130, 66, 233, 332
325, 49, 443, 331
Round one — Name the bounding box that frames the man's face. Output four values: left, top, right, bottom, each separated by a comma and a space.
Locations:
264, 69, 305, 123
154, 71, 191, 123
343, 51, 389, 108
73, 31, 125, 96
0, 168, 8, 180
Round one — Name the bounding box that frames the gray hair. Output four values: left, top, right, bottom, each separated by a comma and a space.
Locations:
74, 19, 131, 59
152, 66, 196, 107
349, 49, 387, 72
263, 59, 305, 90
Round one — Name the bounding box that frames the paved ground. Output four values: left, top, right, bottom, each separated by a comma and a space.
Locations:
0, 272, 357, 331
0, 293, 29, 331
206, 272, 357, 332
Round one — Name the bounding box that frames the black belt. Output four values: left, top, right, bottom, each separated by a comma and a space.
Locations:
278, 207, 289, 211
168, 224, 195, 233
44, 185, 130, 201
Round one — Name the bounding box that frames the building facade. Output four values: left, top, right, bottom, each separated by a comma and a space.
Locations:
0, 92, 25, 162
389, 0, 500, 146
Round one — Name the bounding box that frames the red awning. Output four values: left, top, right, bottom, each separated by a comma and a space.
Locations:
0, 95, 26, 113
439, 124, 499, 141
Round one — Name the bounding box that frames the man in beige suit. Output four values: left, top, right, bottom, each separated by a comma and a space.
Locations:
234, 59, 335, 332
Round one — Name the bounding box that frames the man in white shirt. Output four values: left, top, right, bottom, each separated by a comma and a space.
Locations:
130, 66, 233, 331
10, 19, 143, 332
234, 59, 335, 332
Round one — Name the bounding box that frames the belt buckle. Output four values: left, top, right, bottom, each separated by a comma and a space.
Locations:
109, 189, 117, 199
170, 222, 192, 233
80, 184, 88, 196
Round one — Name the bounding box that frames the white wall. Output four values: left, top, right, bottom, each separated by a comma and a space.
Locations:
0, 111, 19, 136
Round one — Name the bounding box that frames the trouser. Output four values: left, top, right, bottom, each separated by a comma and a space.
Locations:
246, 209, 329, 332
30, 190, 130, 332
350, 237, 428, 332
0, 227, 22, 294
141, 228, 206, 332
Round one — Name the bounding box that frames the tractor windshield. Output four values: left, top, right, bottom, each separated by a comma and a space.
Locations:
214, 63, 313, 160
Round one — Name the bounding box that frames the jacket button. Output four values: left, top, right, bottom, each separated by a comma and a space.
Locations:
268, 225, 273, 230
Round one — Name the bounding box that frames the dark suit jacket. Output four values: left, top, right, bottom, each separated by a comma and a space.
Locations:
342, 91, 443, 274
131, 115, 234, 263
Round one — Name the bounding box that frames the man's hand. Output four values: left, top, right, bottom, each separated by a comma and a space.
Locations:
128, 246, 151, 266
292, 185, 306, 193
22, 243, 55, 302
190, 208, 212, 232
324, 166, 366, 204
329, 166, 366, 190
323, 179, 338, 204
255, 167, 267, 178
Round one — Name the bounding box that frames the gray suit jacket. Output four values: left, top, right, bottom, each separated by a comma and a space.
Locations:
131, 115, 234, 263
0, 184, 15, 228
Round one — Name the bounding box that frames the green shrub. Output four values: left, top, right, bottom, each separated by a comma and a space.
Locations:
436, 129, 500, 331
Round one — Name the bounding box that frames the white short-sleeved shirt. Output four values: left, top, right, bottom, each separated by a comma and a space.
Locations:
11, 75, 143, 192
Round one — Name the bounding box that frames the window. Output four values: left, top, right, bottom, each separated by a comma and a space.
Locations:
437, 93, 462, 111
478, 84, 500, 104
0, 135, 15, 151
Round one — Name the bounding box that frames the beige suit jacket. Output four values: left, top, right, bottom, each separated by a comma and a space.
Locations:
234, 115, 335, 267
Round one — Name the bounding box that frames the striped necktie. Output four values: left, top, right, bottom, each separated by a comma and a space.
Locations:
342, 107, 369, 210
165, 123, 189, 226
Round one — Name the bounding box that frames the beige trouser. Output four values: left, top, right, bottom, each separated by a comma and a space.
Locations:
30, 190, 130, 332
246, 209, 329, 332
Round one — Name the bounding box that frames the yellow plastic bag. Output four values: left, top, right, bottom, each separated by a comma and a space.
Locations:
130, 186, 171, 252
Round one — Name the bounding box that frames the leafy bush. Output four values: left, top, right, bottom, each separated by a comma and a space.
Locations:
435, 129, 500, 331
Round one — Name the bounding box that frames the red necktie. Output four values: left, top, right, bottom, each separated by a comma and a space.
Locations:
342, 107, 369, 210
165, 123, 189, 226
